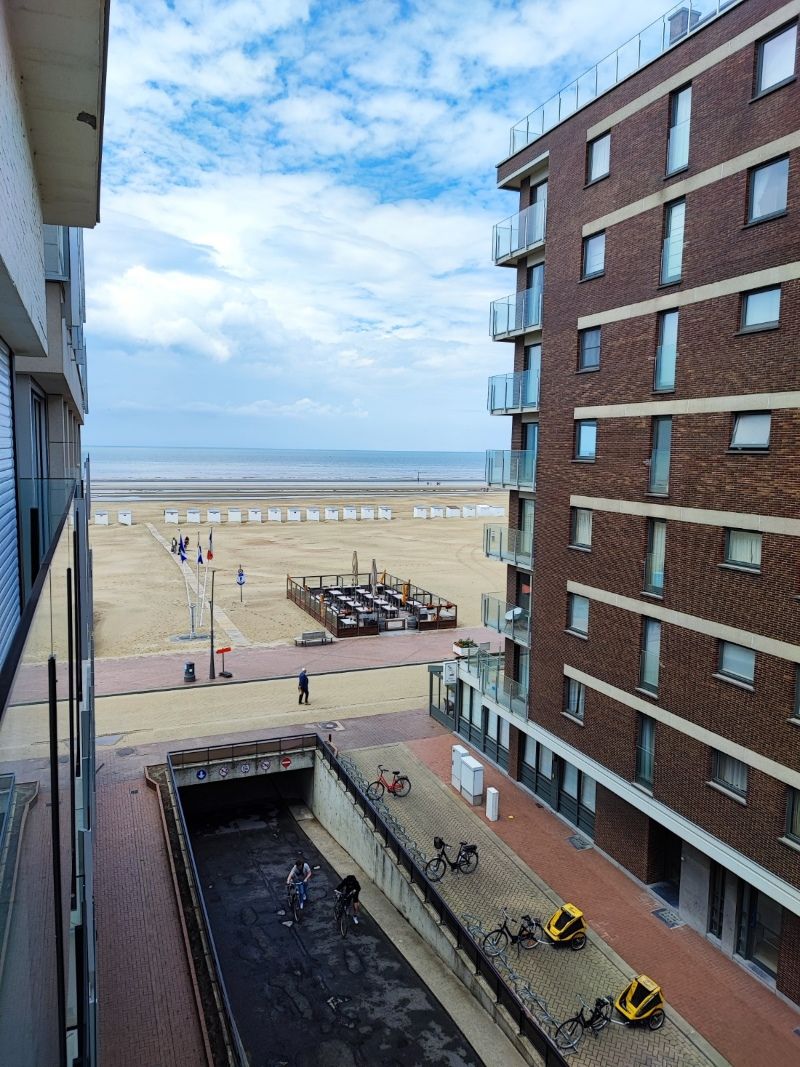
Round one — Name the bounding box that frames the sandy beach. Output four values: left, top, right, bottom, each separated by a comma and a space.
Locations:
90, 491, 507, 658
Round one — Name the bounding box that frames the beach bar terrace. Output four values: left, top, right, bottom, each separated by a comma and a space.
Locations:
286, 571, 458, 639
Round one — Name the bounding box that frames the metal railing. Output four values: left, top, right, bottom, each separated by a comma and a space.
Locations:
485, 449, 537, 491
487, 369, 540, 413
508, 0, 740, 155
654, 343, 677, 391
316, 738, 567, 1066
169, 733, 317, 772
491, 286, 543, 339
481, 593, 531, 646
492, 202, 546, 262
483, 524, 533, 569
460, 649, 529, 719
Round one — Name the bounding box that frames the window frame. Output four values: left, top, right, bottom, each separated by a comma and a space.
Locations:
754, 21, 798, 97
711, 750, 748, 799
586, 133, 611, 184
666, 84, 692, 175
578, 326, 601, 371
566, 593, 590, 636
582, 231, 606, 280
729, 411, 771, 452
635, 713, 656, 791
741, 285, 781, 331
787, 788, 800, 843
569, 507, 593, 549
574, 419, 597, 461
723, 529, 762, 572
654, 309, 679, 392
717, 640, 756, 686
660, 198, 686, 285
639, 618, 661, 695
564, 677, 586, 721
644, 518, 666, 595
747, 156, 789, 224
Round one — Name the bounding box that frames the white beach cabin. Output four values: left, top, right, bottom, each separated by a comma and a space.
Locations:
378, 506, 392, 520
207, 509, 222, 524
413, 506, 428, 519
248, 509, 262, 523
94, 511, 109, 526
267, 508, 282, 522
164, 509, 179, 524
325, 507, 339, 521
118, 510, 132, 526
462, 505, 476, 518
430, 506, 445, 518
360, 506, 374, 520
187, 508, 201, 524
446, 507, 460, 518
287, 508, 302, 522
343, 506, 357, 520
228, 509, 242, 523
306, 508, 320, 522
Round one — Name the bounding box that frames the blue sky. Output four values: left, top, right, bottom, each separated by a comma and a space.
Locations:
84, 0, 669, 451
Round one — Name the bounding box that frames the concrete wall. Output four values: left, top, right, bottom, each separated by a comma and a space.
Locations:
0, 5, 46, 355
309, 754, 539, 1065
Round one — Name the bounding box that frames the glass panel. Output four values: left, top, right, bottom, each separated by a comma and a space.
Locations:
640, 619, 661, 692
757, 25, 797, 93
750, 158, 789, 220
566, 678, 585, 718
720, 642, 755, 682
751, 893, 782, 976
787, 789, 800, 841
726, 530, 762, 569
581, 775, 596, 812
661, 201, 685, 283
579, 327, 601, 369
562, 763, 579, 799
588, 133, 610, 181
498, 717, 510, 748
645, 519, 666, 592
655, 310, 678, 390
649, 417, 672, 493
583, 233, 605, 277
636, 715, 655, 788
576, 420, 597, 459
572, 508, 592, 547
569, 594, 589, 634
523, 733, 537, 768
538, 746, 553, 779
743, 286, 781, 327
667, 86, 691, 173
730, 413, 770, 448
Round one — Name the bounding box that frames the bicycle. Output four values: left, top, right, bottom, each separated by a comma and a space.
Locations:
424, 836, 479, 881
554, 994, 613, 1051
286, 881, 301, 923
366, 764, 411, 800
333, 889, 354, 937
483, 907, 543, 956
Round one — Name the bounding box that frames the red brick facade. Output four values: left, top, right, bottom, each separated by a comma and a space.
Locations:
491, 0, 800, 1004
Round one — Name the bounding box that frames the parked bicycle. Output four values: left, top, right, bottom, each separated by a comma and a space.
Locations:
555, 994, 613, 1051
366, 764, 411, 800
286, 881, 301, 923
424, 836, 479, 881
333, 889, 354, 937
483, 907, 543, 956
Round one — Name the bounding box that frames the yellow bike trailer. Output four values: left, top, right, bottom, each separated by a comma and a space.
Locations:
543, 903, 588, 950
614, 974, 665, 1030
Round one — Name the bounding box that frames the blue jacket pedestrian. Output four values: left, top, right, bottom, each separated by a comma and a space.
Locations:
298, 668, 309, 705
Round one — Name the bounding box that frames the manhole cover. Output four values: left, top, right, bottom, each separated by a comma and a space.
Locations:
116, 747, 136, 757
652, 907, 685, 929
567, 835, 592, 851
318, 720, 344, 731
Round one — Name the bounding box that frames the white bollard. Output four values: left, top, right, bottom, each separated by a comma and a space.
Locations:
486, 786, 499, 821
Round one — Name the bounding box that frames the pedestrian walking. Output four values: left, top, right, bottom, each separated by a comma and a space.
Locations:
298, 668, 310, 705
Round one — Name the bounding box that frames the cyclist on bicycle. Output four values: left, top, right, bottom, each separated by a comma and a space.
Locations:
335, 874, 361, 925
287, 853, 311, 910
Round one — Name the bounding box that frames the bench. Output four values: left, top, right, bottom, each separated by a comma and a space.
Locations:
294, 630, 333, 646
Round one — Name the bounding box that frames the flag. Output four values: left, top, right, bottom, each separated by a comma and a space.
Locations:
197, 539, 204, 565
178, 534, 187, 563
207, 529, 214, 561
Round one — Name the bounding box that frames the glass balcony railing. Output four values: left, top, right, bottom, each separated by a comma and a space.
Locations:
647, 447, 671, 494
654, 343, 677, 391
666, 118, 690, 173
481, 593, 531, 647
660, 233, 684, 284
491, 286, 543, 339
643, 551, 665, 595
639, 648, 661, 694
508, 0, 739, 156
460, 649, 529, 720
17, 478, 77, 605
484, 524, 534, 569
485, 449, 537, 491
487, 369, 540, 413
635, 745, 655, 789
493, 202, 546, 263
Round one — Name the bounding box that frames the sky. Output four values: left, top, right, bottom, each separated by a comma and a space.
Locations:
84, 0, 670, 451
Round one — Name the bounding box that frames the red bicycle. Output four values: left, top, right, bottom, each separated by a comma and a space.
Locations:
367, 764, 411, 800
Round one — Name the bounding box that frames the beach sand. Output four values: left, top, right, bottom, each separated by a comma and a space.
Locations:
90, 492, 508, 658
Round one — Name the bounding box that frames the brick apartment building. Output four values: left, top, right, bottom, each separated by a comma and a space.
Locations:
435, 0, 800, 1007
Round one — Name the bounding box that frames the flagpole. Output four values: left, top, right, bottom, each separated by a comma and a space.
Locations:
208, 569, 216, 680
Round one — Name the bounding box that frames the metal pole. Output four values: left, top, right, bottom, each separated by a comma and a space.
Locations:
209, 569, 216, 679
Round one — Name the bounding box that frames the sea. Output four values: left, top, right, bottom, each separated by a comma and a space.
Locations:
87, 446, 486, 484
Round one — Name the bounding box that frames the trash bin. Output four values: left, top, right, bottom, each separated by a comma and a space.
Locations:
184, 661, 196, 683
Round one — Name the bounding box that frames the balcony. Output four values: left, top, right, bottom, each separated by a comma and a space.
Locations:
507, 0, 740, 157
460, 649, 529, 720
487, 369, 540, 414
17, 478, 76, 603
481, 593, 531, 647
493, 202, 546, 265
485, 449, 537, 491
491, 286, 542, 340
484, 525, 533, 570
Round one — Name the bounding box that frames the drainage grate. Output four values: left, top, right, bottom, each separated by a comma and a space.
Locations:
652, 906, 685, 929
567, 834, 592, 851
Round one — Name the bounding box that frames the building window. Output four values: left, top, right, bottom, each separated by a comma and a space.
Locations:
730, 411, 770, 450
724, 529, 762, 571
635, 714, 655, 790
567, 593, 589, 636
666, 85, 691, 174
718, 641, 756, 685
755, 22, 797, 96
574, 419, 597, 460
639, 618, 661, 694
582, 232, 605, 279
587, 133, 610, 183
655, 309, 678, 391
741, 286, 781, 330
648, 416, 672, 494
644, 519, 666, 594
711, 750, 748, 797
564, 677, 585, 720
570, 507, 593, 548
661, 200, 685, 284
787, 789, 800, 843
794, 667, 800, 721
748, 157, 789, 223
578, 327, 601, 370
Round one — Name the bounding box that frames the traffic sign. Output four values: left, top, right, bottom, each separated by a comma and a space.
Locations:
281, 756, 292, 769
196, 768, 207, 781
236, 567, 246, 586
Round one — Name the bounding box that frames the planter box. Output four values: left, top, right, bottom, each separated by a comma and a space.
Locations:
452, 644, 477, 658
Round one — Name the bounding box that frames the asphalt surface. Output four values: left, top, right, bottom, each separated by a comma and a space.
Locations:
184, 776, 484, 1067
